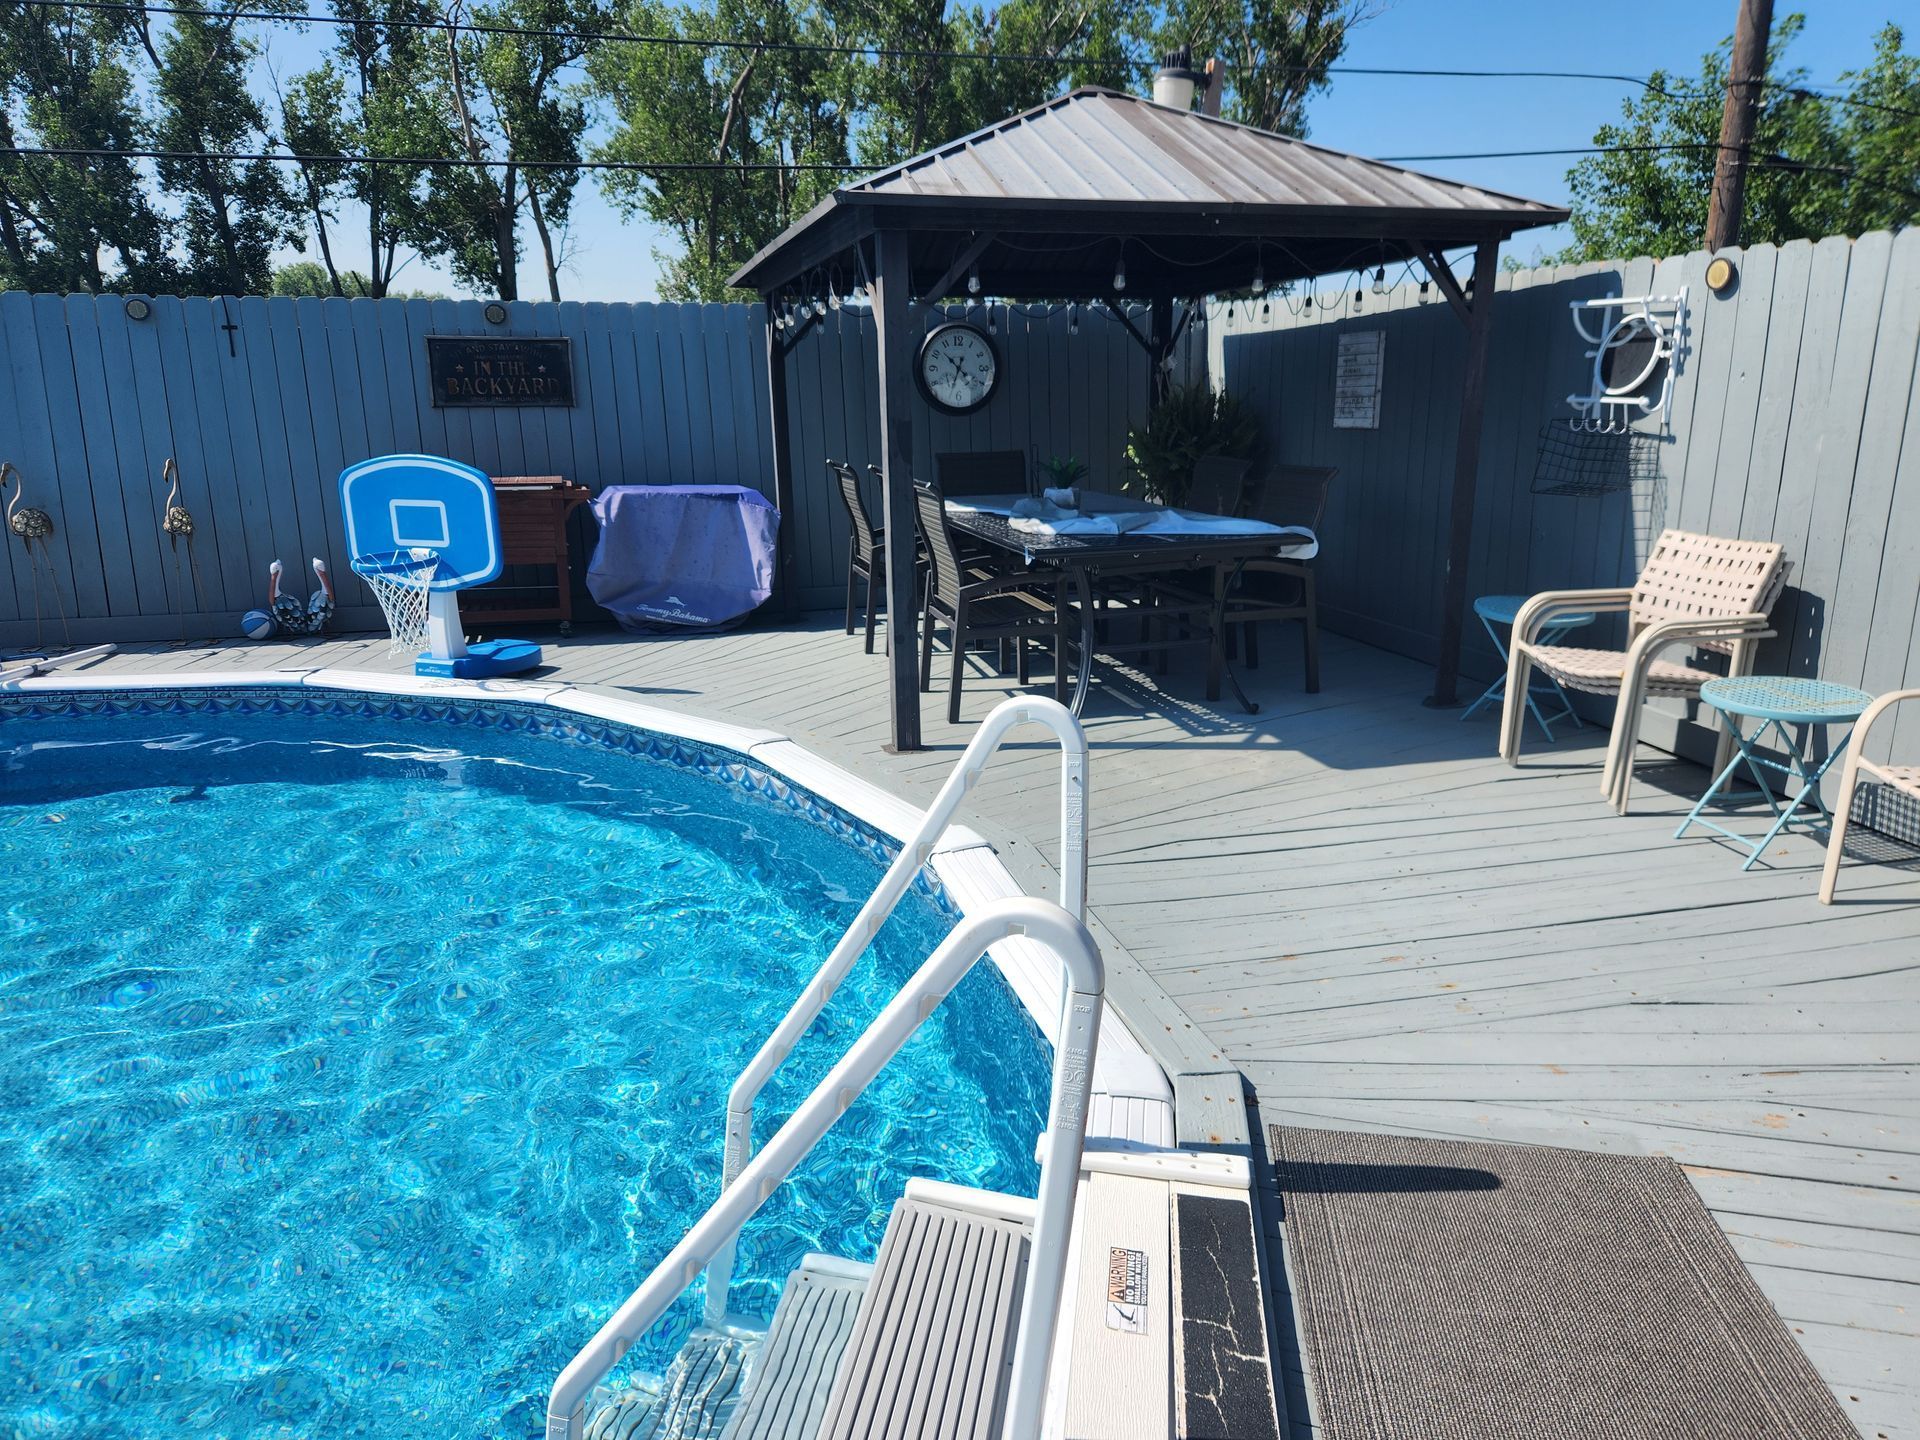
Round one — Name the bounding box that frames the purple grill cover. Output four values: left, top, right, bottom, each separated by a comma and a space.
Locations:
586, 484, 780, 631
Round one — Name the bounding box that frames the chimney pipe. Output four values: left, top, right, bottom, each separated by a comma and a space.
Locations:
1152, 45, 1201, 110
1200, 57, 1224, 117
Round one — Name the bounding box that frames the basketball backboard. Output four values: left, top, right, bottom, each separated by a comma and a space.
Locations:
340, 454, 501, 591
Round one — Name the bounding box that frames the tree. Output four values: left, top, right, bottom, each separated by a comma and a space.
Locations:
1558, 17, 1919, 261
271, 258, 372, 294
0, 3, 174, 292
413, 0, 603, 301
131, 2, 305, 294
591, 0, 854, 301
1151, 0, 1371, 137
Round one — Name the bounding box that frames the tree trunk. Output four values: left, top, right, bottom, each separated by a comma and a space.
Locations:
495, 162, 518, 301
524, 175, 562, 301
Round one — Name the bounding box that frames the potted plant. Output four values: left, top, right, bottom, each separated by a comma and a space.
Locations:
1123, 384, 1261, 507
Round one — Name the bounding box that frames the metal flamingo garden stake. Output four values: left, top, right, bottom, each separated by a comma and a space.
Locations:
2, 460, 70, 649
159, 457, 207, 640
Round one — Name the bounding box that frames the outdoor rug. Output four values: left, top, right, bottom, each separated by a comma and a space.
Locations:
1268, 1125, 1858, 1440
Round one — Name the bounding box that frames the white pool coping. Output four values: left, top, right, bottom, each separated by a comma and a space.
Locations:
6, 666, 1176, 1148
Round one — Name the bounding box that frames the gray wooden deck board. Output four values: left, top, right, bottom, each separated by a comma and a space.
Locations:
50, 618, 1920, 1439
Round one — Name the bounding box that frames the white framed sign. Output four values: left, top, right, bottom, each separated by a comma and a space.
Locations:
1334, 329, 1385, 429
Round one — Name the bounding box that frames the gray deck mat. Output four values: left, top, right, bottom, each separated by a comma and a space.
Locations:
1269, 1125, 1858, 1440
720, 1262, 869, 1440
816, 1197, 1030, 1440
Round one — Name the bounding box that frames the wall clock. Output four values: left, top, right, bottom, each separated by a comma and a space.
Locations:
916, 321, 1000, 415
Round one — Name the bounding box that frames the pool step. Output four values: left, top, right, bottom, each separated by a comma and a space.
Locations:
584, 1329, 757, 1440
815, 1182, 1035, 1440
718, 1256, 872, 1440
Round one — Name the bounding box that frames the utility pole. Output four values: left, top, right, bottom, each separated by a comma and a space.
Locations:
1705, 0, 1773, 251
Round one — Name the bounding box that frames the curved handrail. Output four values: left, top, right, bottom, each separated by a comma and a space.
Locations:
704, 696, 1086, 1322
546, 898, 1104, 1440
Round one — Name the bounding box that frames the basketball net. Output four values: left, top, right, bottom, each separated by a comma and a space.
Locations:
353, 549, 439, 657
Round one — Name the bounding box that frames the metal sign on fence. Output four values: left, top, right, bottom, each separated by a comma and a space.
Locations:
427, 335, 575, 407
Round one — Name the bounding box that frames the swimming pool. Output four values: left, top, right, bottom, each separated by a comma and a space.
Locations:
0, 687, 1053, 1438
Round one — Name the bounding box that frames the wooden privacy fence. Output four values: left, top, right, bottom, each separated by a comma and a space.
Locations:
0, 293, 1181, 645
1217, 229, 1920, 761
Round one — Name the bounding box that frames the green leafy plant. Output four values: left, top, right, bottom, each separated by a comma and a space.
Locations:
1038, 454, 1088, 489
1123, 384, 1261, 506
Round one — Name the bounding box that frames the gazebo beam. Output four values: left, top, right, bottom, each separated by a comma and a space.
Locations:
871, 228, 923, 752
1428, 238, 1502, 709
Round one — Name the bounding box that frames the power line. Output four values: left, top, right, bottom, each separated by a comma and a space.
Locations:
16, 0, 1920, 124
0, 143, 872, 171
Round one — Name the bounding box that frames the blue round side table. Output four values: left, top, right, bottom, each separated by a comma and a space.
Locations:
1675, 676, 1873, 870
1460, 594, 1598, 740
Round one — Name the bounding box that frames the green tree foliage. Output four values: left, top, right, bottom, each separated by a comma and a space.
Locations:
279, 0, 447, 296
272, 258, 373, 294
1559, 17, 1920, 261
590, 0, 854, 301
413, 0, 605, 300
132, 2, 304, 294
0, 4, 173, 292
1149, 0, 1367, 137
593, 0, 1361, 301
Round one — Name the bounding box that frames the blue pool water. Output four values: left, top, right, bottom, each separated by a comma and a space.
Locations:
0, 695, 1051, 1438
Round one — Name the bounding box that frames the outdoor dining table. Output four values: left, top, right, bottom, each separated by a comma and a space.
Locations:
942, 491, 1317, 717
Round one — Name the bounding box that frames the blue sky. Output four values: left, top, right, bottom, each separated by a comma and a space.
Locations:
259, 0, 1918, 300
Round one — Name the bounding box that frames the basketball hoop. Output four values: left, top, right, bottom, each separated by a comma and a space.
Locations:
352, 548, 440, 657
338, 453, 542, 679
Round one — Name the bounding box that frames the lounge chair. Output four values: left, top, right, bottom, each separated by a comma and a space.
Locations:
1500, 530, 1788, 813
1819, 689, 1920, 903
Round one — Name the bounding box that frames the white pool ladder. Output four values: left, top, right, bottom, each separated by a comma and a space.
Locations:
545, 698, 1095, 1440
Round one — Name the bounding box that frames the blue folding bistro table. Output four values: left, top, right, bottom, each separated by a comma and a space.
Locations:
1675, 675, 1874, 870
1460, 593, 1597, 739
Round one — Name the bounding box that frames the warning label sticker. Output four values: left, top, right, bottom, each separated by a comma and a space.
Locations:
1105, 1247, 1148, 1334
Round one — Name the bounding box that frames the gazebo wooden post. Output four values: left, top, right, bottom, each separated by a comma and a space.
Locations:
762, 300, 798, 615
871, 228, 923, 752
1428, 238, 1501, 708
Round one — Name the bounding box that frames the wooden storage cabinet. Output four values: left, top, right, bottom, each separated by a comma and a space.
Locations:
466, 474, 594, 626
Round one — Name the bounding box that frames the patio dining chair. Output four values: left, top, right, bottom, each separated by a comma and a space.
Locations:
827, 460, 889, 653
1221, 464, 1337, 692
913, 481, 1063, 724
1819, 689, 1920, 903
936, 450, 1030, 497
1500, 529, 1789, 814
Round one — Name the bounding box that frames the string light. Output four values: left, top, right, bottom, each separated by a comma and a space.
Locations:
1068, 303, 1079, 336
1112, 251, 1126, 293
1371, 264, 1387, 294
967, 263, 980, 295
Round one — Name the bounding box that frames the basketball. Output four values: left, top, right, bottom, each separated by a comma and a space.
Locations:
241, 608, 277, 640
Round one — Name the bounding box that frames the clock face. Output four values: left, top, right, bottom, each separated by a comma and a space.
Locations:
917, 323, 1000, 414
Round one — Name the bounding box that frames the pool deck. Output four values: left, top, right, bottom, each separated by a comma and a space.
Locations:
49, 618, 1920, 1440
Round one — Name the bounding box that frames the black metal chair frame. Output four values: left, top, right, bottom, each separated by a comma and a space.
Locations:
829, 459, 888, 653
913, 481, 1065, 725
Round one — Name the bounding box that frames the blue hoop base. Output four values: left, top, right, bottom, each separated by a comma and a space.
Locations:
416, 638, 543, 679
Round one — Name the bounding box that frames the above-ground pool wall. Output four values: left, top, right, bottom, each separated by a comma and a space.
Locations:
1216, 230, 1920, 766
0, 294, 1200, 645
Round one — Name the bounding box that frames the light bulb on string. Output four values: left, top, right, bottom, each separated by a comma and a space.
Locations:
1068, 302, 1079, 336
967, 263, 980, 295
1112, 251, 1126, 293
1371, 265, 1387, 295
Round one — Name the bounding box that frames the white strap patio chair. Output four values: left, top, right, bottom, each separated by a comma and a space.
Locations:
1819, 689, 1920, 903
1499, 530, 1789, 814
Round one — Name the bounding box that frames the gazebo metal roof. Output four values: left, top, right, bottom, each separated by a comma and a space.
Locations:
732, 87, 1568, 298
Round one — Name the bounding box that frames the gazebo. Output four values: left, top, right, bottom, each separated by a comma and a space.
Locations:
731, 86, 1568, 751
